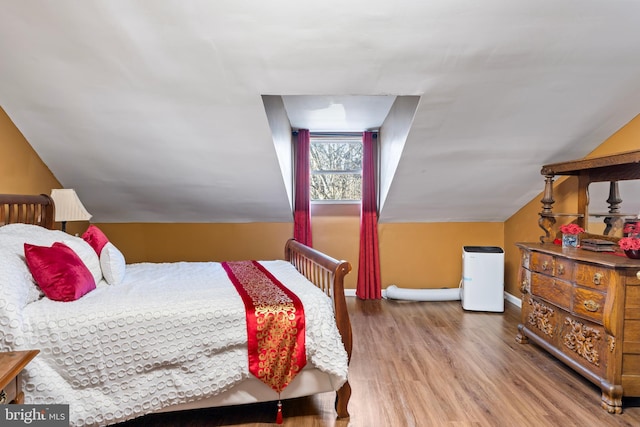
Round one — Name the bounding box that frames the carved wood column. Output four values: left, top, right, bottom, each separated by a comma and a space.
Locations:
538, 174, 556, 243
603, 181, 622, 235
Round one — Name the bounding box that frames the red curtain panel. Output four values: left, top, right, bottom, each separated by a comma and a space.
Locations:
293, 129, 313, 247
356, 131, 381, 299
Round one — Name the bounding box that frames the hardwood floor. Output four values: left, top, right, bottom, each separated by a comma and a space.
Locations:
118, 298, 640, 426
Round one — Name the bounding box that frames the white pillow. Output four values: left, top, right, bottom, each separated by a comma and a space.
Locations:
0, 226, 72, 305
100, 242, 126, 285
62, 238, 103, 285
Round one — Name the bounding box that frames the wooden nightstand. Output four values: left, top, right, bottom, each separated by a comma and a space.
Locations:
0, 350, 39, 404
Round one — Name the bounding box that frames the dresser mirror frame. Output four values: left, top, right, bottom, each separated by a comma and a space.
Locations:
587, 180, 640, 237
538, 150, 640, 243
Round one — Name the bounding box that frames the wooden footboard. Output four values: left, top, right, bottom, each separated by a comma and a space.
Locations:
284, 238, 352, 418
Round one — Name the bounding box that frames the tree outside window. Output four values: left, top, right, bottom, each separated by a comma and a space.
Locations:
309, 136, 362, 201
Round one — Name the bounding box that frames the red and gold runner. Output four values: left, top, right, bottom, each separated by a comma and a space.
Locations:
222, 260, 306, 393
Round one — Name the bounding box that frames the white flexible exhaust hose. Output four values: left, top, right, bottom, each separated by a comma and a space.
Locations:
385, 285, 461, 301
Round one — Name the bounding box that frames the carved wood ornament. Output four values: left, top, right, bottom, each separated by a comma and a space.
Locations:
527, 299, 555, 337
564, 318, 601, 366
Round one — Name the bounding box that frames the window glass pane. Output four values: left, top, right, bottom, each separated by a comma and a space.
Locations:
311, 173, 362, 201
310, 141, 362, 172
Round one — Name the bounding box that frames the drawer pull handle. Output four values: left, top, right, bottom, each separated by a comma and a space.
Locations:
542, 261, 549, 271
584, 300, 600, 312
637, 271, 640, 281
593, 273, 603, 285
0, 389, 6, 404
557, 264, 565, 275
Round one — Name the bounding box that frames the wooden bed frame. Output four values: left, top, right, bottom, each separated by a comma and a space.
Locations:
284, 238, 353, 417
0, 193, 353, 418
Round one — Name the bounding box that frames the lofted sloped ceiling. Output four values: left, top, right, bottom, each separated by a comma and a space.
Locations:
2, 1, 640, 223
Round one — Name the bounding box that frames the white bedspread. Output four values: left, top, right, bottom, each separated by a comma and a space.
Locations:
16, 260, 348, 426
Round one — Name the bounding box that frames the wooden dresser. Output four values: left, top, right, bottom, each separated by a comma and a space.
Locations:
516, 243, 640, 413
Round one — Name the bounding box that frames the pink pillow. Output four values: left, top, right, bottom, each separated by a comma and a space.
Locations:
24, 242, 96, 302
82, 225, 110, 255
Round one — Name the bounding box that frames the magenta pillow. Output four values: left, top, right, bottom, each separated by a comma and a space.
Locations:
24, 242, 96, 302
82, 225, 109, 255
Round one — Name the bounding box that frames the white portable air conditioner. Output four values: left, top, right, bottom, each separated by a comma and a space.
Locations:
461, 246, 504, 312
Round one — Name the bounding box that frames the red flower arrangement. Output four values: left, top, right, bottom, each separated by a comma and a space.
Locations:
560, 223, 584, 235
619, 222, 640, 250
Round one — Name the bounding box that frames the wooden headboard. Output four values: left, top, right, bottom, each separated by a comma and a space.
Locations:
0, 194, 55, 229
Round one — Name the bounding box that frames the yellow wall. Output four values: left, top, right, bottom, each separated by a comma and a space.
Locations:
313, 215, 502, 291
4, 102, 640, 296
0, 107, 60, 194
379, 222, 503, 289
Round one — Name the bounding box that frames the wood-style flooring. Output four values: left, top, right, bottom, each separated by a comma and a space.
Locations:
117, 298, 640, 426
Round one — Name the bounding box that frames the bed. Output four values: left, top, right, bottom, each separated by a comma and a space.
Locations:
0, 193, 353, 426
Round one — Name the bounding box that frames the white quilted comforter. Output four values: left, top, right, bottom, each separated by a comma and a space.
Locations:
0, 226, 348, 427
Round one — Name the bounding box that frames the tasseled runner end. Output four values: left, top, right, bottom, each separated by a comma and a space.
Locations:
276, 400, 283, 424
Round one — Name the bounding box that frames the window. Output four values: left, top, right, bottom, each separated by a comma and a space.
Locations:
309, 134, 363, 201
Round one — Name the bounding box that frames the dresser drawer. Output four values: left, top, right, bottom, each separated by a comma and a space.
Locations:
530, 252, 554, 275
554, 257, 574, 280
574, 263, 613, 290
530, 252, 574, 279
573, 287, 606, 325
0, 376, 17, 404
530, 272, 571, 311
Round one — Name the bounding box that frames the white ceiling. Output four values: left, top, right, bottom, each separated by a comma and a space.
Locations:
2, 1, 640, 223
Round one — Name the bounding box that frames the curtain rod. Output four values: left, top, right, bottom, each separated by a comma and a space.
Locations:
292, 130, 379, 136
311, 132, 363, 137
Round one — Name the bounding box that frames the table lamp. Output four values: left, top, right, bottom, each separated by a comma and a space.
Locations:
50, 189, 92, 232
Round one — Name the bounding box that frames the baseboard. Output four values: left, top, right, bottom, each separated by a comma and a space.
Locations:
346, 288, 522, 308
504, 291, 521, 308
344, 289, 387, 298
